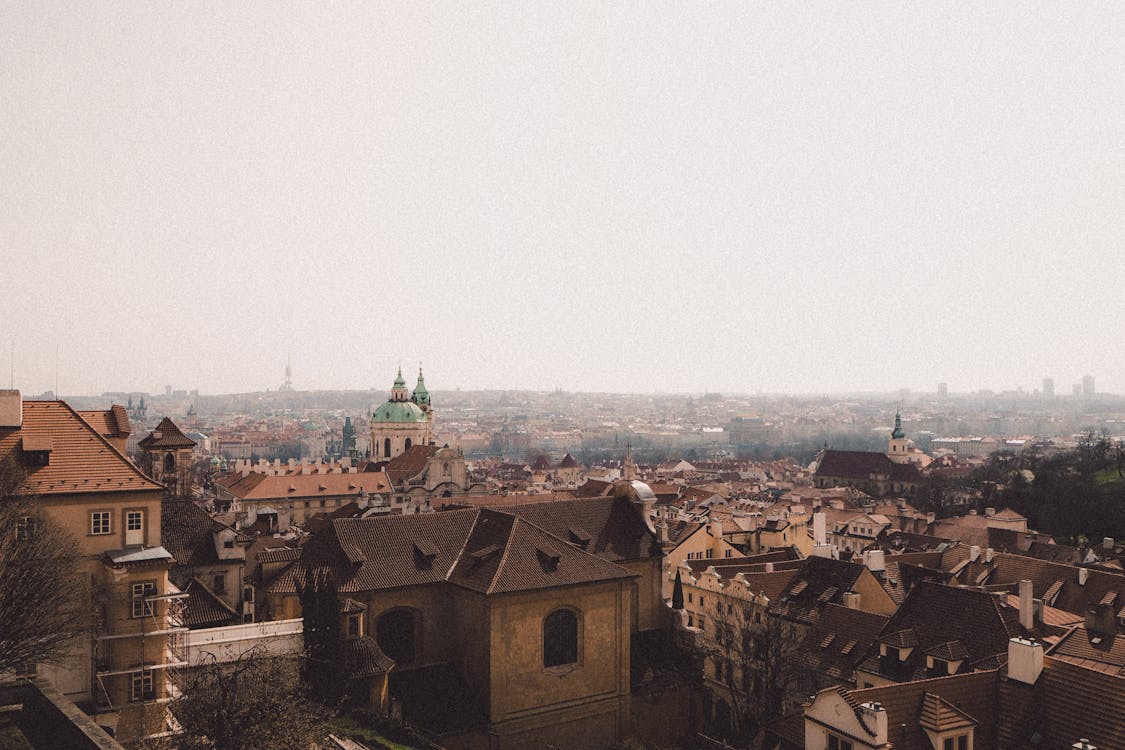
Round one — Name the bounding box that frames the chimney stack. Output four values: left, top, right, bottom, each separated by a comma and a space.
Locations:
0, 390, 21, 428
926, 512, 935, 525
865, 549, 886, 573
1104, 537, 1115, 551
1078, 567, 1089, 586
709, 520, 723, 540
842, 591, 861, 609
986, 507, 996, 517
985, 548, 995, 563
657, 521, 669, 544
1007, 638, 1044, 685
813, 512, 827, 546
857, 703, 888, 746
970, 545, 981, 563
1019, 579, 1035, 630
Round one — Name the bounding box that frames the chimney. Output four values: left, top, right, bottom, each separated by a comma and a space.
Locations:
710, 520, 723, 540
813, 512, 827, 546
842, 591, 861, 609
1078, 567, 1089, 586
985, 547, 995, 563
857, 702, 888, 746
865, 549, 886, 573
970, 545, 981, 563
926, 512, 935, 525
764, 562, 774, 573
0, 390, 21, 428
1007, 638, 1044, 685
1085, 595, 1118, 637
1019, 579, 1035, 630
657, 521, 669, 544
1104, 537, 1114, 551
970, 509, 978, 516
986, 507, 996, 517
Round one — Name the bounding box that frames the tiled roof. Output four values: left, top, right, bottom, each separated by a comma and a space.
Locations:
0, 400, 164, 495
941, 546, 1125, 617
266, 507, 635, 597
815, 450, 920, 483
500, 496, 660, 563
557, 453, 580, 469
845, 669, 1000, 750
182, 578, 237, 628
220, 471, 392, 501
161, 499, 232, 567
1047, 627, 1125, 676
918, 691, 978, 731
138, 417, 196, 448
799, 603, 890, 682
342, 636, 394, 677
998, 656, 1125, 750
857, 581, 1019, 681
384, 445, 439, 485
770, 556, 869, 625
76, 406, 131, 438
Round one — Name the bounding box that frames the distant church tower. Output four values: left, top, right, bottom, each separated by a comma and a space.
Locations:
887, 411, 912, 464
369, 367, 433, 460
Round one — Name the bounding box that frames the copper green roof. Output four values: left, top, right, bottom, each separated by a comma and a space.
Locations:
372, 400, 428, 423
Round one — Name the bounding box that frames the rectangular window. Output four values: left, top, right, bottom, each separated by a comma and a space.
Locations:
945, 739, 953, 750
14, 662, 36, 679
828, 735, 853, 750
212, 573, 226, 594
348, 614, 361, 637
243, 586, 254, 603
688, 593, 693, 603
131, 581, 156, 618
131, 670, 154, 702
126, 511, 143, 531
958, 736, 968, 750
91, 511, 112, 535
724, 549, 732, 558
706, 548, 714, 558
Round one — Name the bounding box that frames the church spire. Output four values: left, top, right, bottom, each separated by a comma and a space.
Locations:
891, 410, 905, 440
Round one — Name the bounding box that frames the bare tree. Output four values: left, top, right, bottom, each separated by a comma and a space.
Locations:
0, 455, 90, 674
700, 601, 813, 741
164, 649, 328, 750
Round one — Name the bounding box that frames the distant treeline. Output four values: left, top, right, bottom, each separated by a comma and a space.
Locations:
970, 435, 1125, 543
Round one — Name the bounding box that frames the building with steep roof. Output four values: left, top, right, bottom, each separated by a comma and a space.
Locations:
138, 416, 196, 497
0, 392, 178, 745
255, 501, 650, 748
369, 368, 433, 460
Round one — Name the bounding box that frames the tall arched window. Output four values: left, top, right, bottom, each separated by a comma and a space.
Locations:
383, 438, 391, 458
376, 608, 419, 664
543, 608, 579, 667
404, 437, 412, 450
163, 453, 176, 473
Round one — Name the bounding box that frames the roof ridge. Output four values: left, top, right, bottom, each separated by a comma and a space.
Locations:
54, 400, 165, 491
445, 508, 483, 581
486, 513, 522, 595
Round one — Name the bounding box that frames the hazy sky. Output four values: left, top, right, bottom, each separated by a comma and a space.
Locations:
3, 3, 1123, 396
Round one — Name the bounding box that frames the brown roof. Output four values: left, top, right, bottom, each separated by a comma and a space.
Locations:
941, 546, 1125, 617
161, 499, 242, 568
0, 400, 164, 495
1047, 626, 1125, 676
557, 453, 580, 469
219, 470, 392, 501
266, 507, 636, 597
182, 577, 237, 628
845, 669, 1000, 750
816, 450, 921, 483
770, 556, 871, 625
138, 417, 196, 449
857, 581, 1023, 682
799, 603, 890, 682
76, 405, 131, 438
384, 444, 439, 485
499, 496, 660, 563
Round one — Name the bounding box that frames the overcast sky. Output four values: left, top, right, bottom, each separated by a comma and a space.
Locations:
2, 3, 1123, 397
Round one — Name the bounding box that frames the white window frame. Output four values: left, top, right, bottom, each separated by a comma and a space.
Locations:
131, 581, 156, 618
91, 510, 112, 535
126, 510, 143, 532
130, 669, 155, 702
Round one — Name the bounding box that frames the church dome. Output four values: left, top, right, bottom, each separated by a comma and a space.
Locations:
371, 400, 428, 423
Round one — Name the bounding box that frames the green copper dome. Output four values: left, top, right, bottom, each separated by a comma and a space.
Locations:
412, 368, 430, 406
371, 400, 428, 423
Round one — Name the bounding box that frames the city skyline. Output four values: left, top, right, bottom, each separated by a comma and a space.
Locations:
4, 4, 1124, 396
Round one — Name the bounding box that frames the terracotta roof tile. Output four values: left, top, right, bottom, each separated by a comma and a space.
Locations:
0, 400, 163, 495
138, 417, 196, 449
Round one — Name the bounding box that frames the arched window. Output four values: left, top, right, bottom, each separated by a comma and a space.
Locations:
163, 453, 176, 473
404, 437, 412, 450
543, 608, 579, 667
383, 438, 391, 458
376, 608, 419, 664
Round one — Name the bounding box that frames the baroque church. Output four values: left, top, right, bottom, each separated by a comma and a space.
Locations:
370, 368, 432, 460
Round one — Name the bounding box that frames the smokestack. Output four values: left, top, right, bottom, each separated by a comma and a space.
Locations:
0, 390, 21, 428
1019, 579, 1035, 630
1007, 638, 1044, 685
813, 512, 827, 546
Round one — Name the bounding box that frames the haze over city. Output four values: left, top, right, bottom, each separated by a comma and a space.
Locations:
4, 3, 1124, 396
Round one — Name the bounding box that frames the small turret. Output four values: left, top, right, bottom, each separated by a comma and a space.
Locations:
391, 368, 409, 402
411, 366, 431, 413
